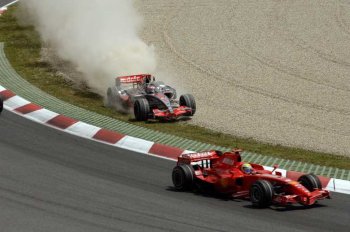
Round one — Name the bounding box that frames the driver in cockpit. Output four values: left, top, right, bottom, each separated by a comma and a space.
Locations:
241, 163, 254, 174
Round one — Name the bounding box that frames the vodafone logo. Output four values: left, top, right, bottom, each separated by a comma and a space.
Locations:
181, 151, 213, 159
121, 76, 142, 83
118, 74, 151, 83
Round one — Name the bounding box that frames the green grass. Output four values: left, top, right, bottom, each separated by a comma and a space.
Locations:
1, 7, 349, 170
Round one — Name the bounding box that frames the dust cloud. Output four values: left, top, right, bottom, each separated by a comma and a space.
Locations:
18, 0, 157, 95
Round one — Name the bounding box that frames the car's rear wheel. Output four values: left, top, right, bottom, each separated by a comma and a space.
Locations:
106, 87, 114, 108
179, 94, 196, 116
134, 98, 150, 121
250, 180, 274, 208
298, 174, 322, 192
108, 88, 129, 113
172, 164, 195, 191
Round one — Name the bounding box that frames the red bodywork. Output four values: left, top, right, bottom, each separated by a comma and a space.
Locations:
152, 106, 191, 120
177, 150, 330, 206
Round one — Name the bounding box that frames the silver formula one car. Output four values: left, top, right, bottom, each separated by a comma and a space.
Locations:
106, 74, 196, 121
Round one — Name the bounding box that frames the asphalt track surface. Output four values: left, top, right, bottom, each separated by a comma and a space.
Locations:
0, 110, 349, 231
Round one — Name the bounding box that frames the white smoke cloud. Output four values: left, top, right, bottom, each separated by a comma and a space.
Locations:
19, 0, 157, 95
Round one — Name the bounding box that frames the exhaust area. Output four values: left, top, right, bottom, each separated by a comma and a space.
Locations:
18, 0, 157, 95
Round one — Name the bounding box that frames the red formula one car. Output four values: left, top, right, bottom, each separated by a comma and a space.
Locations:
106, 74, 196, 121
172, 149, 330, 208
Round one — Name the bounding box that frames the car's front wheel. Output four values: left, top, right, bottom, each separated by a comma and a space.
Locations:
298, 174, 322, 192
134, 98, 150, 121
250, 179, 274, 208
179, 94, 196, 116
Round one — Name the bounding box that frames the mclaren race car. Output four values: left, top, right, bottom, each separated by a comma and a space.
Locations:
106, 74, 196, 121
172, 149, 330, 208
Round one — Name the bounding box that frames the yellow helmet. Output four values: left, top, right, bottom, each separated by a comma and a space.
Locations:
241, 163, 253, 174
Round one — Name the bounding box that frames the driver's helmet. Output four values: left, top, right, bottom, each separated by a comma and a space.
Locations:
145, 76, 151, 84
241, 163, 253, 174
146, 84, 156, 94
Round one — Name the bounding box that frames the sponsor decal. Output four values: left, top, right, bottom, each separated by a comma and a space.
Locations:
181, 151, 213, 159
118, 75, 150, 83
288, 181, 300, 185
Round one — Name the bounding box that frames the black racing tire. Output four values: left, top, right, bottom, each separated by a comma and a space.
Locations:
106, 87, 114, 108
298, 174, 322, 192
250, 179, 274, 208
107, 87, 129, 113
172, 164, 195, 191
116, 78, 121, 88
134, 98, 150, 121
0, 96, 3, 114
179, 94, 196, 116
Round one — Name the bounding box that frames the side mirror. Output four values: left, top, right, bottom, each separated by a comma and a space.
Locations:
272, 164, 279, 172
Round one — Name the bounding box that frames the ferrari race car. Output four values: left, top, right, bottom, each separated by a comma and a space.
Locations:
172, 149, 330, 208
106, 74, 196, 121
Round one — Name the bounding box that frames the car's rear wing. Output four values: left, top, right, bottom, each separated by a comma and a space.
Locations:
115, 74, 151, 86
178, 149, 243, 168
178, 151, 220, 164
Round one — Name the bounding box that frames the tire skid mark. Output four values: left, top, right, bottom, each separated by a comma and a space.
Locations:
275, 0, 350, 70
229, 0, 350, 93
163, 1, 350, 118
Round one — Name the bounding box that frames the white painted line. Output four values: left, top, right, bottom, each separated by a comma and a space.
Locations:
3, 0, 18, 8
65, 121, 101, 139
0, 1, 18, 15
4, 95, 30, 110
326, 178, 335, 192
148, 153, 177, 161
115, 136, 154, 154
326, 178, 350, 195
25, 109, 59, 123
0, 85, 6, 92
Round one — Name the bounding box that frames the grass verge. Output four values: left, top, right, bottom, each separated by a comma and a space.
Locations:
1, 7, 349, 170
